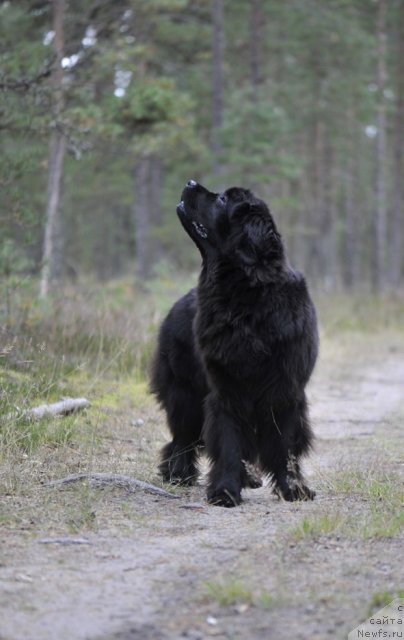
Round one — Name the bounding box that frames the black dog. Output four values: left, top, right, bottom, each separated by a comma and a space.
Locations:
150, 181, 318, 507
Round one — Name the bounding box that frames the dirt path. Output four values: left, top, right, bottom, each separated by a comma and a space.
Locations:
1, 334, 403, 640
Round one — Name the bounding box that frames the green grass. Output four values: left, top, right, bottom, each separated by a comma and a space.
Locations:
0, 352, 85, 455
65, 484, 98, 533
1, 280, 403, 539
290, 468, 404, 541
0, 279, 161, 456
0, 280, 168, 534
290, 507, 404, 542
290, 511, 347, 541
360, 502, 404, 539
329, 468, 404, 539
315, 292, 404, 334
368, 590, 404, 615
328, 469, 398, 500
203, 578, 273, 609
1, 416, 78, 454
204, 579, 254, 607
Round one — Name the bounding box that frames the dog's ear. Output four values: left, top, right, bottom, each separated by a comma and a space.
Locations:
235, 213, 284, 282
240, 215, 282, 259
229, 201, 253, 221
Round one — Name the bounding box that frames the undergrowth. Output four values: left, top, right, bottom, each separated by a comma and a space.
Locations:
203, 577, 273, 609
0, 277, 168, 455
290, 467, 404, 541
1, 277, 403, 483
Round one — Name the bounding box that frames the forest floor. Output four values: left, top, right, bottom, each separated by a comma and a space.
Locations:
0, 329, 403, 640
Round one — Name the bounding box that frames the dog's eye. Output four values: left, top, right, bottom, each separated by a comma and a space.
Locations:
217, 194, 227, 206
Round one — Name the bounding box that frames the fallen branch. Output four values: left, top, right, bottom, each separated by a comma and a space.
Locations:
38, 536, 92, 546
27, 398, 90, 420
45, 472, 180, 499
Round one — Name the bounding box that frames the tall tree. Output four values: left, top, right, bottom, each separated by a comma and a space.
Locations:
133, 154, 163, 280
134, 155, 152, 280
342, 107, 359, 289
371, 0, 388, 292
40, 0, 66, 298
249, 0, 262, 94
211, 0, 224, 183
2, 0, 404, 292
390, 0, 404, 287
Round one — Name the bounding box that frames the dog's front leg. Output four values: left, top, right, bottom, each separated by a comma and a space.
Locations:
203, 393, 248, 507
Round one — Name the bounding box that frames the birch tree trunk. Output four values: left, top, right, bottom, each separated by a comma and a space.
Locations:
40, 0, 66, 298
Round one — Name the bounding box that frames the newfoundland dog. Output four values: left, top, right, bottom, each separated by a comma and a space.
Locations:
150, 181, 318, 507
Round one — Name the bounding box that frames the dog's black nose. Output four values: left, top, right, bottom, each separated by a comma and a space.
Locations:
187, 180, 197, 188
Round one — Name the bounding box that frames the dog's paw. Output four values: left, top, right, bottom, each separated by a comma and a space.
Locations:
274, 482, 316, 502
159, 462, 198, 486
207, 485, 241, 507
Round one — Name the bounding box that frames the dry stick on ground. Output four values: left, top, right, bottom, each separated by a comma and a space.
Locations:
26, 398, 90, 420
38, 537, 92, 545
45, 472, 181, 499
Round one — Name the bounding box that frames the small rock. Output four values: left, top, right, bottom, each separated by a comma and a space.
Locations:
234, 603, 250, 614
15, 573, 34, 583
206, 616, 218, 626
131, 419, 145, 427
182, 630, 204, 639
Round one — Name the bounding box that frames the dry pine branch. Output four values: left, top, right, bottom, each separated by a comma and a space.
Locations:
45, 472, 180, 499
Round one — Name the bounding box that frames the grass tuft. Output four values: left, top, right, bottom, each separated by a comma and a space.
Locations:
291, 467, 404, 541
203, 578, 273, 609
367, 590, 404, 615
290, 512, 347, 541
204, 579, 254, 607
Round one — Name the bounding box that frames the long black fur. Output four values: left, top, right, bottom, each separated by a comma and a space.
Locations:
150, 182, 318, 507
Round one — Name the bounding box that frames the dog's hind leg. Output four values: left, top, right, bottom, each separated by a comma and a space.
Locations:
257, 396, 315, 501
242, 461, 263, 489
158, 385, 204, 486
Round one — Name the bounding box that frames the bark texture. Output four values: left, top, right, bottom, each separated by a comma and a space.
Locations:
372, 0, 387, 292
40, 0, 66, 298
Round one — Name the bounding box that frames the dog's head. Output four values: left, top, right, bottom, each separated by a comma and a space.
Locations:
177, 181, 284, 280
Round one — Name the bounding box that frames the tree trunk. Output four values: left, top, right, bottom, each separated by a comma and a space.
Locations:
390, 2, 404, 287
149, 155, 162, 227
40, 0, 66, 298
40, 132, 66, 296
211, 0, 224, 183
307, 109, 326, 285
134, 156, 152, 280
149, 154, 163, 267
342, 108, 358, 290
342, 163, 356, 290
321, 141, 337, 290
249, 0, 262, 94
133, 154, 163, 280
372, 0, 388, 292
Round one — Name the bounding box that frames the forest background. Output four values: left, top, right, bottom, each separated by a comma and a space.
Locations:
1, 0, 404, 304
1, 5, 404, 636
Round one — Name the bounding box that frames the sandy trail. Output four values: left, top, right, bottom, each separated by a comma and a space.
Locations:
0, 335, 403, 640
